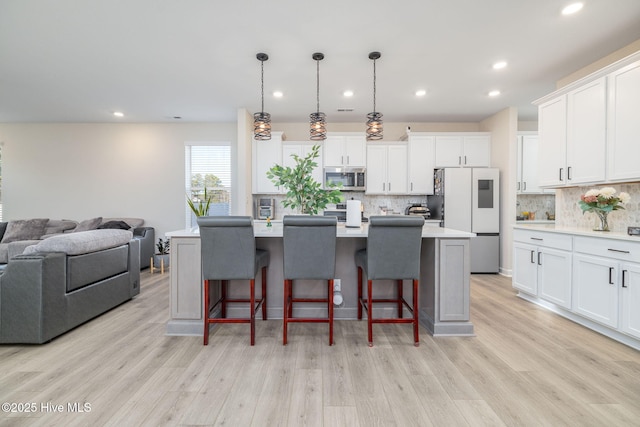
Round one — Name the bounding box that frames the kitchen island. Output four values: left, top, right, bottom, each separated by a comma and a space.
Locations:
166, 221, 475, 337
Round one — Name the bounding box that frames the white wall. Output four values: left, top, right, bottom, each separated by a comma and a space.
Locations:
0, 122, 236, 237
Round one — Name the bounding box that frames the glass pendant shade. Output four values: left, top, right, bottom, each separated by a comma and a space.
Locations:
366, 51, 383, 141
310, 52, 327, 141
254, 53, 271, 141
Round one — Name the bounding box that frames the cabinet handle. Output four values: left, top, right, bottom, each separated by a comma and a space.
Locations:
464, 155, 467, 165
530, 250, 535, 264
537, 252, 542, 266
388, 182, 391, 192
341, 155, 344, 165
530, 237, 543, 241
411, 182, 414, 191
458, 156, 462, 165
622, 270, 628, 288
609, 267, 614, 285
347, 155, 350, 165
567, 166, 572, 181
559, 168, 563, 181
607, 248, 630, 254
523, 182, 527, 191
517, 182, 520, 191
383, 183, 385, 191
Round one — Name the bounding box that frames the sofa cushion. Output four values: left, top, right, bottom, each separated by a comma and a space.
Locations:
74, 217, 102, 232
0, 218, 49, 243
22, 229, 133, 256
98, 220, 131, 230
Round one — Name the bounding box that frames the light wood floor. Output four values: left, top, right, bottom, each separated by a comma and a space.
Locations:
1, 272, 640, 426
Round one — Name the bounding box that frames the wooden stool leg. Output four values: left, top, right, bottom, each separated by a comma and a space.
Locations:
328, 279, 334, 346
413, 279, 420, 346
250, 279, 256, 346
397, 279, 403, 318
283, 279, 289, 345
357, 267, 363, 320
367, 279, 374, 347
203, 279, 209, 345
262, 266, 267, 320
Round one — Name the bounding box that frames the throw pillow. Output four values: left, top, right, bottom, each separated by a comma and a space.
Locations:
0, 218, 49, 243
97, 220, 131, 230
74, 217, 103, 232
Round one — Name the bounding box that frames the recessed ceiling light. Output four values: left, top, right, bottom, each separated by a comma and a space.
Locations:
273, 91, 283, 98
492, 61, 507, 70
415, 90, 426, 97
343, 90, 354, 97
113, 111, 124, 117
488, 90, 501, 97
562, 2, 583, 15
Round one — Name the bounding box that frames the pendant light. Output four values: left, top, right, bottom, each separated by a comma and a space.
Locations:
366, 51, 383, 141
310, 52, 327, 141
254, 52, 271, 141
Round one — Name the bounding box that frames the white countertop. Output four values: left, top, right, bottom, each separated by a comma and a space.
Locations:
513, 222, 640, 243
167, 222, 475, 239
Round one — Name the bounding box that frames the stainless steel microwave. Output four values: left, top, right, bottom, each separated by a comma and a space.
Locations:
323, 167, 366, 191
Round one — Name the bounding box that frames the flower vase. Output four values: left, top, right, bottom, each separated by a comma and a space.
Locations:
593, 210, 610, 232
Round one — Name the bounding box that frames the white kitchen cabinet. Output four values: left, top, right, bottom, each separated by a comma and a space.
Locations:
252, 132, 283, 194
621, 262, 640, 340
512, 229, 572, 309
572, 253, 619, 328
434, 134, 491, 168
282, 142, 323, 185
537, 77, 606, 188
366, 144, 408, 195
323, 133, 366, 167
516, 134, 543, 194
408, 135, 435, 194
566, 77, 606, 184
607, 59, 640, 182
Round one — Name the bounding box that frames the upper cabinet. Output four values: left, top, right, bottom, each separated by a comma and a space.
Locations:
535, 51, 640, 188
607, 60, 640, 182
283, 142, 323, 185
434, 134, 491, 168
366, 143, 408, 195
517, 134, 543, 194
408, 135, 435, 195
252, 132, 283, 194
323, 133, 366, 167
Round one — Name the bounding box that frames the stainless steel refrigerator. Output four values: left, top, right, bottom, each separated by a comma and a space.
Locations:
427, 168, 500, 273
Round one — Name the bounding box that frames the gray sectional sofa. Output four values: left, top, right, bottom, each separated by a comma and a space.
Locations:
0, 229, 141, 344
0, 217, 154, 269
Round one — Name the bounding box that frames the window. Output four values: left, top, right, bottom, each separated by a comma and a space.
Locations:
185, 143, 232, 228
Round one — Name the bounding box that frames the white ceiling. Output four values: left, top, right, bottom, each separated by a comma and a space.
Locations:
1, 0, 640, 124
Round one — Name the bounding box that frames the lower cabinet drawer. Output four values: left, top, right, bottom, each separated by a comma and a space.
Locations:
574, 236, 640, 263
513, 229, 572, 251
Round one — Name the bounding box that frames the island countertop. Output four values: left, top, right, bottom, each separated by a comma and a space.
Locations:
166, 221, 475, 239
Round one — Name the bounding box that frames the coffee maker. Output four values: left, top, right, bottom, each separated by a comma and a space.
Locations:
257, 198, 275, 219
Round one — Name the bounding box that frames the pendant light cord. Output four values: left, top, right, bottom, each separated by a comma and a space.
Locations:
372, 58, 377, 113
316, 59, 320, 113
260, 60, 265, 114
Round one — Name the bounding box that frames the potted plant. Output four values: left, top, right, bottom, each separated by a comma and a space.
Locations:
153, 238, 170, 270
186, 187, 213, 217
267, 144, 342, 215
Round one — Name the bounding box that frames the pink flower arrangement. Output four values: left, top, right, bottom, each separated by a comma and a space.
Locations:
578, 187, 630, 214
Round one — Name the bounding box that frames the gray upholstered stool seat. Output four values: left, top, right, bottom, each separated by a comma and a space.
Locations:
198, 216, 269, 346
355, 215, 424, 346
283, 215, 337, 345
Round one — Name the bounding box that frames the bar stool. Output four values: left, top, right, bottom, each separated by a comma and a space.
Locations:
198, 216, 269, 346
355, 215, 424, 347
283, 215, 337, 345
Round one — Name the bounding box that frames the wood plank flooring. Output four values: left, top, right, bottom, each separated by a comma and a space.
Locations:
1, 272, 639, 426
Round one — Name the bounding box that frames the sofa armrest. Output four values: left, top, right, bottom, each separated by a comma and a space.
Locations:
0, 253, 68, 343
8, 240, 41, 260
133, 227, 154, 269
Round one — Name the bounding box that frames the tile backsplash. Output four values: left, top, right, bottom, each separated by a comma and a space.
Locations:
555, 183, 640, 232
517, 194, 556, 220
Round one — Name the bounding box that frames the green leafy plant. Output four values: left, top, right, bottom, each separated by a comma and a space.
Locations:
156, 238, 170, 255
186, 187, 212, 217
267, 144, 342, 215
